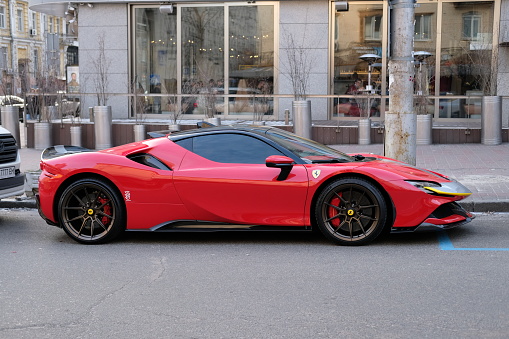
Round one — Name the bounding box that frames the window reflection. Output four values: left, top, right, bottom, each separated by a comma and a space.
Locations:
441, 2, 494, 96
134, 8, 177, 115
413, 3, 437, 116
227, 6, 274, 116
333, 1, 494, 120
333, 4, 383, 118
440, 2, 494, 118
133, 4, 274, 118
181, 6, 224, 117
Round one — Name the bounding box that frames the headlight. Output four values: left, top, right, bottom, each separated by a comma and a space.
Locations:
406, 180, 441, 194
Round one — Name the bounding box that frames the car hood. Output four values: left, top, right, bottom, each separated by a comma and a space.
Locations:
348, 154, 450, 182
0, 126, 11, 134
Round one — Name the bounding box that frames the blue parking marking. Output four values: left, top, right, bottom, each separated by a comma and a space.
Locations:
438, 231, 509, 251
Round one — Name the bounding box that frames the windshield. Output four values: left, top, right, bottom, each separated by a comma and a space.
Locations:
265, 129, 354, 163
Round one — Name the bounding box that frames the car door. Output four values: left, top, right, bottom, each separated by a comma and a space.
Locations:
173, 132, 309, 226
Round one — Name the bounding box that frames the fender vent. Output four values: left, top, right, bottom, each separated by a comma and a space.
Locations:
127, 153, 171, 171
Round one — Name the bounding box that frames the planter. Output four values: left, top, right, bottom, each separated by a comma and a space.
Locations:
133, 124, 146, 142
481, 96, 502, 145
168, 124, 181, 132
34, 122, 52, 150
358, 118, 371, 145
416, 114, 433, 145
93, 106, 112, 150
70, 125, 82, 147
25, 170, 41, 197
206, 117, 221, 126
292, 100, 312, 139
41, 106, 57, 121
1, 106, 20, 147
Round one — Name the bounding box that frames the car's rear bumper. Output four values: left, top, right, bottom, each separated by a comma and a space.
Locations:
36, 194, 59, 227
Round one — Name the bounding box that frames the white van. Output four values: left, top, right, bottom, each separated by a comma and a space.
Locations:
0, 126, 25, 199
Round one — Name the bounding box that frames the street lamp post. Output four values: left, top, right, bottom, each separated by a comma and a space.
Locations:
360, 54, 381, 94
357, 54, 380, 144
413, 51, 433, 145
413, 51, 432, 97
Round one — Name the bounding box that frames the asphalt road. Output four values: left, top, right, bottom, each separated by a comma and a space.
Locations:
1, 209, 508, 338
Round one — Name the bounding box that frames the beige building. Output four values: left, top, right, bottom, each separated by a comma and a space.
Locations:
0, 0, 76, 96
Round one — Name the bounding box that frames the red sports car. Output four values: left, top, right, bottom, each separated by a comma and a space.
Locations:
37, 126, 473, 245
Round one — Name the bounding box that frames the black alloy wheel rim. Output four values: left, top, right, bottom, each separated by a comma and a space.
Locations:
61, 183, 116, 241
321, 183, 381, 241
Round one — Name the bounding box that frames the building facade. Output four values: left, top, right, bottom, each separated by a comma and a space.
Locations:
28, 0, 509, 128
0, 0, 76, 97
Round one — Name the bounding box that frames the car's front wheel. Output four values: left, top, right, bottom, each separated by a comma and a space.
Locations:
58, 178, 125, 244
315, 177, 387, 245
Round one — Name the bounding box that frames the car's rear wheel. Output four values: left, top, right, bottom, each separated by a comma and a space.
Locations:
315, 178, 387, 245
58, 178, 125, 244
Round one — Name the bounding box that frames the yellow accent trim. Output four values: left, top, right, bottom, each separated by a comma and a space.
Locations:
424, 187, 472, 196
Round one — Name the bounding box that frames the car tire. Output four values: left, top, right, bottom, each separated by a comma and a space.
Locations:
58, 178, 125, 244
315, 177, 387, 246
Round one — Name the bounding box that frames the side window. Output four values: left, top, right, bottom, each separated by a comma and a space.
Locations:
174, 138, 192, 151
193, 133, 283, 164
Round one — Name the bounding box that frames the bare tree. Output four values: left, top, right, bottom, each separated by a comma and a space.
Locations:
462, 46, 496, 96
32, 69, 62, 122
131, 76, 147, 124
281, 26, 311, 101
252, 79, 271, 122
91, 33, 111, 106
193, 63, 219, 118
167, 80, 197, 124
181, 7, 222, 118
414, 52, 435, 115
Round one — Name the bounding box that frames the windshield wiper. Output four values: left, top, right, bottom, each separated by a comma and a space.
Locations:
311, 158, 351, 164
353, 154, 365, 161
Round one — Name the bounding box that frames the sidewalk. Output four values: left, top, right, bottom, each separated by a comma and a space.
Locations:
2, 143, 509, 212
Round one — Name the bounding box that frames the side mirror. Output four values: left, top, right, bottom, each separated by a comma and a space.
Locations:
266, 155, 294, 181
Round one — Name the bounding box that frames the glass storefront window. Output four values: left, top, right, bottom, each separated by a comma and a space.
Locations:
228, 6, 274, 116
181, 6, 224, 116
134, 8, 177, 115
132, 3, 274, 118
333, 0, 495, 121
333, 3, 384, 118
440, 2, 494, 118
413, 2, 437, 115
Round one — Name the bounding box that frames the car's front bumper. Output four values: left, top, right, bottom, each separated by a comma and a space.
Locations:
391, 202, 474, 233
0, 173, 25, 199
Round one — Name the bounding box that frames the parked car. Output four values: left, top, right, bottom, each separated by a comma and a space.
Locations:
37, 126, 473, 245
0, 126, 25, 199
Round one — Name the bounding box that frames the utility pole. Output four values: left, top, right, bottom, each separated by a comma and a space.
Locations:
385, 0, 416, 165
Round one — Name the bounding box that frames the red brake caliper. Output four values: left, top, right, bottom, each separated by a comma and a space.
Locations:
97, 197, 112, 226
328, 195, 342, 227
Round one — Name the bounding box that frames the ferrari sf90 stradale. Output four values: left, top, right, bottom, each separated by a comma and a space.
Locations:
37, 126, 473, 245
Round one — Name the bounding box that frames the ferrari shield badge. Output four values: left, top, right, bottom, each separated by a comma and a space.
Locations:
312, 170, 321, 179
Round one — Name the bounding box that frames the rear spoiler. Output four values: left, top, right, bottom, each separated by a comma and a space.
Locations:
41, 145, 93, 160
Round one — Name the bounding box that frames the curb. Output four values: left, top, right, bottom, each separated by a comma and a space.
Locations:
459, 201, 509, 213
0, 198, 37, 209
